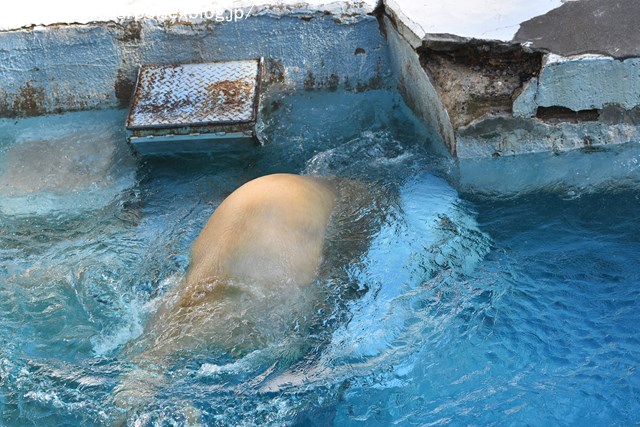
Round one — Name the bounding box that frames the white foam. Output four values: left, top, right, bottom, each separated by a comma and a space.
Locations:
92, 274, 182, 356
91, 301, 146, 357
198, 361, 243, 376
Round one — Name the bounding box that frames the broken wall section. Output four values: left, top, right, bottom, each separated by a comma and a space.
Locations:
381, 0, 640, 158
383, 14, 455, 154
457, 54, 640, 157
418, 37, 543, 136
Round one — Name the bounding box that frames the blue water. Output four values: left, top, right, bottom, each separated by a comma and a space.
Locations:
0, 89, 639, 426
334, 189, 640, 426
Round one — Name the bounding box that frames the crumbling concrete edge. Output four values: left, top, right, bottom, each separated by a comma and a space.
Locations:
380, 5, 456, 154
0, 2, 378, 32
382, 0, 640, 158
456, 53, 640, 158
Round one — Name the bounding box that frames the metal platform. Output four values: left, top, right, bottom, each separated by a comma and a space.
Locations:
125, 58, 263, 154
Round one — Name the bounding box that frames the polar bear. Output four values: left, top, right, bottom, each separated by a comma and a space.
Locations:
144, 173, 336, 360
121, 173, 337, 370
186, 173, 336, 293
112, 173, 387, 425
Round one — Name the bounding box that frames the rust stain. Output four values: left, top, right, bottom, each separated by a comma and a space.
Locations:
131, 78, 254, 120
131, 66, 190, 116
326, 74, 340, 91
266, 59, 286, 85
12, 82, 45, 117
115, 68, 136, 104
0, 90, 11, 118
304, 70, 316, 91
161, 17, 194, 27
127, 61, 261, 129
135, 96, 191, 116
305, 73, 342, 92
117, 20, 142, 43
204, 79, 254, 110
343, 76, 352, 91
355, 75, 383, 92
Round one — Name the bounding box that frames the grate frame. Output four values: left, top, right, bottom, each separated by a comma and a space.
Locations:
126, 59, 263, 131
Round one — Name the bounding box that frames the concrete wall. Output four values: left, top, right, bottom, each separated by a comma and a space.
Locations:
3, 0, 640, 159
383, 15, 455, 154
0, 8, 390, 117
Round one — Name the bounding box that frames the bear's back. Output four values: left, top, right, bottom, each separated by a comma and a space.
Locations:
186, 173, 336, 288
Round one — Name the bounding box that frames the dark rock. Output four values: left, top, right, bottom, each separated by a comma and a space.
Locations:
514, 0, 640, 59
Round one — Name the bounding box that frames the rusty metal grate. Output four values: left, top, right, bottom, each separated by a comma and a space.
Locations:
126, 59, 262, 130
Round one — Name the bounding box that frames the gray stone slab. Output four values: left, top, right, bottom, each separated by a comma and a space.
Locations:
514, 0, 640, 58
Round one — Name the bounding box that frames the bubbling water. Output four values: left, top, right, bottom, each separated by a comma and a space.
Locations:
0, 90, 491, 426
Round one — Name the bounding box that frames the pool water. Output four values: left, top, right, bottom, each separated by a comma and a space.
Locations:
0, 89, 639, 426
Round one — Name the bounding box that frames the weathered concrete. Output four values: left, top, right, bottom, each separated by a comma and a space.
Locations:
457, 140, 640, 197
418, 38, 542, 131
531, 55, 640, 112
2, 0, 640, 158
454, 53, 640, 156
456, 116, 640, 158
383, 0, 640, 157
0, 3, 388, 117
0, 0, 378, 31
383, 16, 455, 154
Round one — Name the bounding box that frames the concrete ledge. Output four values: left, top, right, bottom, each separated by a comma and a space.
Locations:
457, 116, 640, 158
383, 15, 455, 153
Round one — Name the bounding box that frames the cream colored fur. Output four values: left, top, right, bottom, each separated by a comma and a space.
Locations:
127, 173, 336, 363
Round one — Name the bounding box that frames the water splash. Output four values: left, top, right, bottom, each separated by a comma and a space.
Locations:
0, 110, 136, 216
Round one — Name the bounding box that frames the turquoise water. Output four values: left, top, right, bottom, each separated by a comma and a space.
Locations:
0, 89, 639, 426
